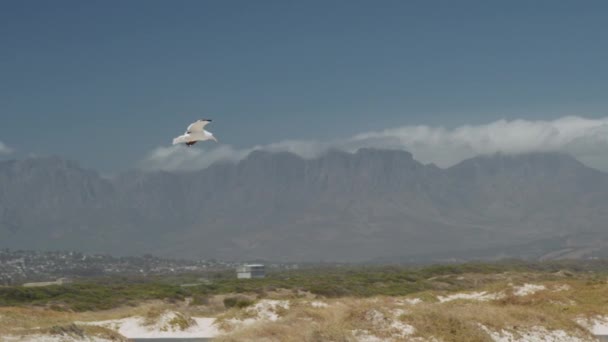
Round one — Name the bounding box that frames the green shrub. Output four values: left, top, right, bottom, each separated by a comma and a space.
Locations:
223, 296, 253, 308
190, 294, 210, 306
1, 260, 606, 312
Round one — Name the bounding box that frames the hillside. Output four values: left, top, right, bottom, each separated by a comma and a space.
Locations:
2, 149, 608, 261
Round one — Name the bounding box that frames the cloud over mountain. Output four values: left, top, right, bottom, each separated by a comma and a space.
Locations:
140, 116, 608, 171
0, 141, 13, 155
139, 144, 252, 172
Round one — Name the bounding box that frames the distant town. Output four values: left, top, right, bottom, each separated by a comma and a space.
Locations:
0, 249, 302, 286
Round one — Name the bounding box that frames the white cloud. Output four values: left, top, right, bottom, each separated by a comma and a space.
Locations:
139, 144, 254, 172
345, 116, 608, 169
140, 116, 608, 172
0, 141, 13, 155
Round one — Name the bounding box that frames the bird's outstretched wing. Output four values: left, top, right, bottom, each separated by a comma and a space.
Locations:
186, 119, 212, 133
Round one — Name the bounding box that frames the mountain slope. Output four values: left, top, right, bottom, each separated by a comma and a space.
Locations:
2, 150, 608, 262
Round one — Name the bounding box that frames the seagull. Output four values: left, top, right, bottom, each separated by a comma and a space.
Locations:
172, 119, 218, 146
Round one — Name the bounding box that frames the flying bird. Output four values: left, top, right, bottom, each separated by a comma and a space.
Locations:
172, 119, 218, 146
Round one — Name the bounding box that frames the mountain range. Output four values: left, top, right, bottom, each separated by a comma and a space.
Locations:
2, 148, 608, 262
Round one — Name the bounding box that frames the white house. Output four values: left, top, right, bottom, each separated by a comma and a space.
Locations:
236, 264, 265, 279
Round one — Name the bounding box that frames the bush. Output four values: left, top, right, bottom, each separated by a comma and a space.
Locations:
223, 296, 254, 309
190, 294, 210, 306
48, 324, 85, 337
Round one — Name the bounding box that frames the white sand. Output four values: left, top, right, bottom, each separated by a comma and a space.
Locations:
365, 309, 385, 325
79, 311, 220, 338
352, 329, 385, 342
395, 297, 422, 305
576, 316, 608, 335
225, 317, 258, 329
310, 301, 329, 308
479, 325, 588, 342
388, 309, 415, 338
221, 299, 291, 332
390, 319, 416, 337
391, 308, 408, 317
513, 284, 546, 296
437, 291, 504, 303
356, 309, 416, 340
406, 298, 423, 305
245, 299, 289, 321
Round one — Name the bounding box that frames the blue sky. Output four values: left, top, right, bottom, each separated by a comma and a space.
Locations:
2, 0, 608, 172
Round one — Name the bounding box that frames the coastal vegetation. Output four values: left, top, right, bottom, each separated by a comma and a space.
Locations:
2, 260, 608, 340
1, 259, 607, 312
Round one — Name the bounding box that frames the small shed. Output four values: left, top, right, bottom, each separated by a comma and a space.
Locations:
236, 264, 265, 279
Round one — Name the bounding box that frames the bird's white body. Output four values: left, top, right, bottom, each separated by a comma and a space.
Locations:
172, 119, 218, 146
